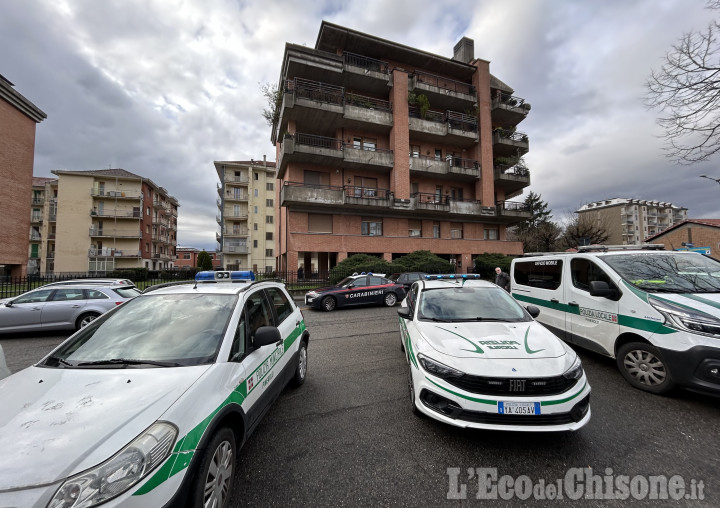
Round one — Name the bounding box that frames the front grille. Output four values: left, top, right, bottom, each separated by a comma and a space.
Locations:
445, 374, 578, 396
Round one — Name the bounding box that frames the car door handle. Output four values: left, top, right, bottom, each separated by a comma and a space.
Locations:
568, 301, 579, 307
72, 304, 81, 308
550, 298, 559, 303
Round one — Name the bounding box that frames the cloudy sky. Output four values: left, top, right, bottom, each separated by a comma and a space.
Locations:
2, 0, 719, 250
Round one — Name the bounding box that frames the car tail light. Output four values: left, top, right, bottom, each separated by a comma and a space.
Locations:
115, 301, 125, 306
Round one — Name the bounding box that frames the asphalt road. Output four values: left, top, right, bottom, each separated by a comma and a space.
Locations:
1, 305, 717, 506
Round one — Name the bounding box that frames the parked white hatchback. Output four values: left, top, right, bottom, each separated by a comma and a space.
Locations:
0, 271, 309, 508
398, 275, 591, 431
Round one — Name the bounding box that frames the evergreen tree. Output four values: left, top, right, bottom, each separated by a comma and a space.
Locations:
197, 250, 214, 271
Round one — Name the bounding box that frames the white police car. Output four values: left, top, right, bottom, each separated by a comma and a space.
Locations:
398, 275, 591, 432
0, 271, 309, 508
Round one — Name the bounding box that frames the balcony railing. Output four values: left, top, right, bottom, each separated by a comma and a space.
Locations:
494, 129, 529, 143
223, 245, 250, 254
90, 209, 141, 218
409, 107, 478, 132
31, 197, 45, 205
29, 232, 42, 241
345, 92, 391, 112
30, 214, 43, 222
497, 200, 531, 216
287, 78, 344, 105
223, 227, 250, 236
414, 70, 475, 95
295, 132, 343, 150
345, 186, 391, 199
492, 92, 529, 109
342, 52, 390, 74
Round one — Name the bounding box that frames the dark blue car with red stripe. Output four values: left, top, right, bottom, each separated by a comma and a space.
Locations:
305, 273, 407, 311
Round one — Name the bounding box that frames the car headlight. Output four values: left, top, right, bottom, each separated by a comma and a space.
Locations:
649, 296, 720, 337
417, 353, 464, 379
48, 422, 177, 508
563, 356, 584, 381
306, 291, 318, 298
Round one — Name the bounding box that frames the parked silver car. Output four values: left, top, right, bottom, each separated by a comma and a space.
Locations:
41, 278, 136, 288
0, 284, 141, 333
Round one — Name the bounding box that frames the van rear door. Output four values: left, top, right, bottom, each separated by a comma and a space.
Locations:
511, 257, 567, 340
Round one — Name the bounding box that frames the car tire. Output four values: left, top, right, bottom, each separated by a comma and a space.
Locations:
291, 340, 308, 387
191, 426, 235, 508
384, 292, 398, 307
76, 312, 100, 330
321, 296, 336, 312
400, 335, 405, 353
408, 364, 421, 416
616, 342, 675, 395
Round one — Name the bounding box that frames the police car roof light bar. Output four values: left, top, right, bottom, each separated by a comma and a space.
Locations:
424, 274, 480, 280
195, 270, 256, 282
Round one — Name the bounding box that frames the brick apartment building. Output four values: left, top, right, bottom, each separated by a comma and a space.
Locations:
0, 74, 46, 277
646, 219, 720, 259
577, 198, 688, 245
32, 168, 179, 274
271, 22, 531, 274
175, 247, 222, 270
215, 158, 277, 273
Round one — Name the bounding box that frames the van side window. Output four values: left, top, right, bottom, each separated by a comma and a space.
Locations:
571, 258, 616, 293
513, 260, 563, 290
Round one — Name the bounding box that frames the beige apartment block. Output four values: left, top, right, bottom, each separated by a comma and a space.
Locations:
39, 169, 179, 274
28, 177, 58, 274
215, 158, 277, 273
577, 198, 688, 245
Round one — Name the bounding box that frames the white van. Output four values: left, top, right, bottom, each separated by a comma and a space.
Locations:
510, 246, 720, 395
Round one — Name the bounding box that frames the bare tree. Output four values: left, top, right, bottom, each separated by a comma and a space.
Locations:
558, 212, 610, 250
645, 5, 720, 164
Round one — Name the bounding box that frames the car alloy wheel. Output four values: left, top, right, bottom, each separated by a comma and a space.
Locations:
322, 296, 336, 312
201, 429, 235, 508
384, 292, 397, 307
408, 364, 420, 415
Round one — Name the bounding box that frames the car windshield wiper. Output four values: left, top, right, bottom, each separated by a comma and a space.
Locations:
75, 358, 183, 368
44, 356, 74, 368
423, 316, 452, 322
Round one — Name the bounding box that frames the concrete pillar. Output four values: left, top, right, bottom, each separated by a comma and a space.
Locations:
390, 69, 410, 200
471, 59, 495, 207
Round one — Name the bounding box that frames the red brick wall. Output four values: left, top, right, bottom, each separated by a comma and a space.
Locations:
651, 224, 720, 259
0, 99, 36, 276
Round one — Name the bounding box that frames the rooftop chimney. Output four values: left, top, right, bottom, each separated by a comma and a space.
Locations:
453, 37, 474, 63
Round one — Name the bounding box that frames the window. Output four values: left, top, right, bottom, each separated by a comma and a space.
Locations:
513, 260, 563, 290
183, 253, 191, 260
51, 289, 85, 301
254, 206, 258, 214
14, 289, 53, 304
266, 216, 274, 224
308, 214, 332, 233
450, 187, 463, 201
570, 258, 616, 293
254, 189, 259, 197
254, 172, 259, 180
411, 145, 420, 158
266, 232, 273, 240
266, 287, 293, 324
86, 289, 110, 300
361, 217, 382, 236
450, 223, 463, 239
408, 220, 422, 237
354, 176, 377, 198
434, 149, 442, 161
146, 207, 150, 216
304, 170, 329, 186
253, 240, 258, 248
354, 137, 376, 151
266, 199, 273, 207
435, 186, 442, 202
254, 223, 258, 231
433, 222, 440, 238
484, 228, 499, 240
265, 249, 273, 257
266, 182, 274, 191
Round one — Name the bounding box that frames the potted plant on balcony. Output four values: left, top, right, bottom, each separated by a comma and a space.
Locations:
408, 92, 430, 119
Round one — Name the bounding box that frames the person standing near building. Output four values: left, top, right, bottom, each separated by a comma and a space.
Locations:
494, 267, 510, 291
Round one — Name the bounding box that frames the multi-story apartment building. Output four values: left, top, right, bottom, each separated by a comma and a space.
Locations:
1, 74, 46, 277
214, 158, 277, 273
577, 198, 688, 245
271, 22, 531, 274
175, 247, 222, 270
32, 168, 179, 273
29, 177, 58, 274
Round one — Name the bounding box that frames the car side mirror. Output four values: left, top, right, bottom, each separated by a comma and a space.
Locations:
253, 326, 282, 348
526, 305, 540, 318
397, 307, 412, 320
589, 281, 616, 299
347, 283, 355, 289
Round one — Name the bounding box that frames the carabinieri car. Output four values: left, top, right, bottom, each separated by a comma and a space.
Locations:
0, 271, 309, 508
398, 275, 591, 432
305, 272, 406, 311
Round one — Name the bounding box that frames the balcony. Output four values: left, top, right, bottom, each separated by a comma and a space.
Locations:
30, 214, 43, 224
409, 155, 480, 181
491, 92, 530, 126
492, 129, 529, 157
31, 197, 45, 206
91, 189, 142, 200
88, 248, 142, 258
222, 227, 250, 237
223, 245, 250, 254
48, 212, 57, 221
216, 214, 222, 225
342, 52, 391, 95
90, 208, 141, 219
410, 70, 476, 110
224, 174, 249, 186
496, 200, 532, 221
29, 232, 42, 241
493, 160, 530, 199
224, 191, 249, 202
89, 227, 142, 239
281, 182, 345, 209
342, 145, 393, 171
408, 107, 478, 146
277, 133, 344, 178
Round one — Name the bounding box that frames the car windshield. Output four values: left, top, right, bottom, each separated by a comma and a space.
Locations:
601, 253, 720, 293
41, 293, 237, 368
336, 277, 355, 288
417, 286, 530, 322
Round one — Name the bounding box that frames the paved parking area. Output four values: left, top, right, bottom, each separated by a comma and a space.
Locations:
1, 304, 717, 506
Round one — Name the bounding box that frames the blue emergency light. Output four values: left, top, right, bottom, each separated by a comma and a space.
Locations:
424, 274, 480, 280
195, 270, 255, 282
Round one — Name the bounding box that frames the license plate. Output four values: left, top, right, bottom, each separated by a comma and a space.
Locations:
498, 402, 540, 415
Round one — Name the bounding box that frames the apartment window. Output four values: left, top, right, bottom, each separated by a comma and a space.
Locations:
254, 223, 258, 231
411, 145, 420, 158
433, 222, 440, 238
145, 243, 150, 253
304, 170, 329, 186
450, 188, 463, 201
308, 214, 332, 233
354, 137, 376, 151
254, 206, 258, 213
146, 207, 150, 216
183, 253, 191, 260
254, 189, 259, 197
434, 149, 442, 161
266, 199, 273, 207
266, 182, 274, 191
450, 223, 463, 239
253, 240, 258, 248
266, 232, 273, 240
265, 249, 273, 257
354, 176, 377, 198
435, 186, 442, 202
266, 216, 274, 224
408, 220, 422, 237
254, 172, 259, 180
361, 217, 382, 236
484, 228, 499, 240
